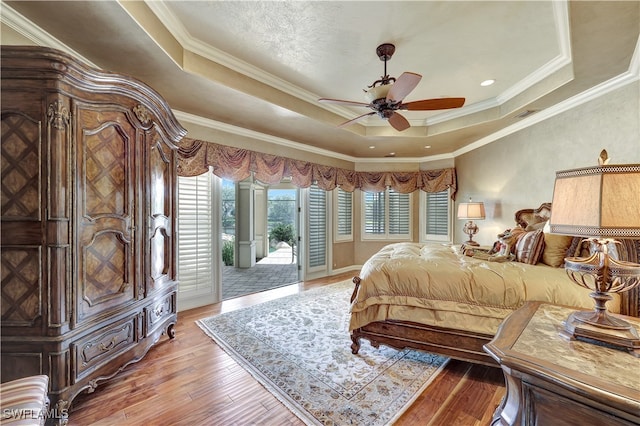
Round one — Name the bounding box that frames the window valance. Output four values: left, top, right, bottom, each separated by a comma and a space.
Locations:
177, 138, 456, 198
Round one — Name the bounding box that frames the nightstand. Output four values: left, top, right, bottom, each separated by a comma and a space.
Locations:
484, 302, 640, 426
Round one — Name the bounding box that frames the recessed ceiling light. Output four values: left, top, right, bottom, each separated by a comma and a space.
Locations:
481, 79, 495, 87
424, 145, 431, 149
369, 145, 375, 149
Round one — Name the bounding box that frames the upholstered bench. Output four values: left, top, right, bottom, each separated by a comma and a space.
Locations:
1, 375, 50, 426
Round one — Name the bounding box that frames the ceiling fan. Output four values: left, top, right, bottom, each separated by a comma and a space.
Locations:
319, 43, 465, 132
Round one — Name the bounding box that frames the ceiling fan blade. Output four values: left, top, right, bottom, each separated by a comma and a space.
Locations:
338, 112, 376, 127
388, 112, 411, 131
401, 97, 466, 110
386, 72, 422, 102
319, 98, 371, 108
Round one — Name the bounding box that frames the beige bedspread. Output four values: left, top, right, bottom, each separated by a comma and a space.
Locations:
349, 242, 620, 335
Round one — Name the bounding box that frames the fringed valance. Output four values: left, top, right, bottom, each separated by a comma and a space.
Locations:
177, 138, 457, 198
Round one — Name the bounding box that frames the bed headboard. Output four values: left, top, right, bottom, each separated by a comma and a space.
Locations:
514, 202, 552, 228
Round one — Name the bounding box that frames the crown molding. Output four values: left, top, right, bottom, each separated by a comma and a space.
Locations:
144, 0, 354, 120
0, 3, 97, 67
173, 110, 357, 164
495, 0, 572, 105
453, 45, 639, 158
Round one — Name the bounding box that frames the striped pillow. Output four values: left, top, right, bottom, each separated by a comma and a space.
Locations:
515, 229, 545, 264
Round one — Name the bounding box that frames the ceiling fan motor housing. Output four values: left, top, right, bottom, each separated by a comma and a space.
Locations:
376, 43, 395, 61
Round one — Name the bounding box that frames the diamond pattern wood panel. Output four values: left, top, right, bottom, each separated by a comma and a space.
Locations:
1, 247, 41, 325
84, 125, 127, 217
1, 113, 40, 220
82, 232, 130, 308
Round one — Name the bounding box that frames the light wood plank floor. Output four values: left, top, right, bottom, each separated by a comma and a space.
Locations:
69, 272, 505, 425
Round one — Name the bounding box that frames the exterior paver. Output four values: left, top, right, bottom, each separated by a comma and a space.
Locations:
222, 245, 298, 300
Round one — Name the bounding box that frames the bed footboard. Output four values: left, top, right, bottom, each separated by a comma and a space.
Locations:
351, 321, 497, 367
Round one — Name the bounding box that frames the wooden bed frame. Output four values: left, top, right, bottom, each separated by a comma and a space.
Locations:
349, 203, 640, 367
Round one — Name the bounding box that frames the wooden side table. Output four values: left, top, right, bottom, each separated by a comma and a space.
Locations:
484, 302, 640, 426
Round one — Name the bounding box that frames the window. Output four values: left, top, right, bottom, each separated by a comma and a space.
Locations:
362, 188, 411, 240
334, 188, 353, 242
307, 184, 327, 269
267, 188, 296, 235
177, 172, 216, 308
420, 189, 452, 242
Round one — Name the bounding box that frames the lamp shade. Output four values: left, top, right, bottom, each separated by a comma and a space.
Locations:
457, 202, 486, 220
549, 164, 640, 238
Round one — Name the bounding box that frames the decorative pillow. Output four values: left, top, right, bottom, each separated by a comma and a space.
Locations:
496, 227, 527, 255
541, 234, 574, 267
515, 229, 545, 264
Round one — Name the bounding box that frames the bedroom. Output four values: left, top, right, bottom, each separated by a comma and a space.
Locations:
1, 1, 639, 425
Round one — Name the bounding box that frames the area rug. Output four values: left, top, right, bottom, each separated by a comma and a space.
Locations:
196, 280, 449, 426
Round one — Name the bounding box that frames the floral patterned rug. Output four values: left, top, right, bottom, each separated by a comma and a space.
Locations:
197, 280, 448, 426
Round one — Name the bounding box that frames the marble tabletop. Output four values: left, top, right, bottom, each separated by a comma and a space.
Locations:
511, 303, 640, 393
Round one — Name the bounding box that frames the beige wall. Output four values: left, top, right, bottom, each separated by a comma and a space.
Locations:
454, 81, 640, 246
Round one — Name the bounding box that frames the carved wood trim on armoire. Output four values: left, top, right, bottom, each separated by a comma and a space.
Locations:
1, 46, 187, 418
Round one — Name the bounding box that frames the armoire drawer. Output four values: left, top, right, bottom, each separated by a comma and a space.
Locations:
145, 292, 176, 335
72, 316, 137, 381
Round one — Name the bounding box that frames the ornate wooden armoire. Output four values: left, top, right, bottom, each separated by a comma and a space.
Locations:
1, 46, 186, 414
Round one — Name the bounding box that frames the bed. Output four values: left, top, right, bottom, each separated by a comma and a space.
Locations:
349, 203, 640, 366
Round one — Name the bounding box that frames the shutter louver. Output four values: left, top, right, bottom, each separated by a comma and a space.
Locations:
177, 174, 214, 296
426, 190, 449, 236
388, 189, 410, 235
364, 191, 386, 234
308, 185, 326, 268
337, 188, 352, 237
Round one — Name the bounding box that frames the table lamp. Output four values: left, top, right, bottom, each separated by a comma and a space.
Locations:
457, 199, 485, 247
549, 152, 640, 356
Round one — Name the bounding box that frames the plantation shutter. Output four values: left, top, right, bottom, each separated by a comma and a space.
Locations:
364, 191, 386, 235
308, 184, 326, 268
336, 188, 353, 241
388, 189, 410, 235
177, 173, 214, 300
426, 190, 449, 236
422, 189, 452, 242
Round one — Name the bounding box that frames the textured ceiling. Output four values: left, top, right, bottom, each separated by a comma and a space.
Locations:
1, 1, 638, 161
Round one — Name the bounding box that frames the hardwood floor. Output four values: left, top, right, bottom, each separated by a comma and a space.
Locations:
69, 272, 505, 425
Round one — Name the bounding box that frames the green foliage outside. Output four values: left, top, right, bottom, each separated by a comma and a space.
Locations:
269, 223, 295, 247
222, 239, 234, 266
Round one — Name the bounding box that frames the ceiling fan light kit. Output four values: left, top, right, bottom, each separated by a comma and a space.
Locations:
319, 43, 466, 131
364, 84, 391, 103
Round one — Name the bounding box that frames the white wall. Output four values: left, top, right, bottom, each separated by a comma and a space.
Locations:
454, 81, 640, 246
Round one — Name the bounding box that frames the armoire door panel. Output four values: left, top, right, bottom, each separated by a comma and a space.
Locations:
75, 107, 137, 324
79, 230, 133, 319
147, 140, 173, 292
